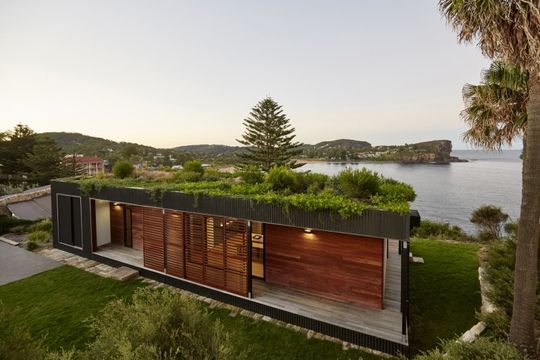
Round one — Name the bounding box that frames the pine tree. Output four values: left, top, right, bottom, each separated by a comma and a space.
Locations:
236, 97, 303, 171
24, 136, 66, 185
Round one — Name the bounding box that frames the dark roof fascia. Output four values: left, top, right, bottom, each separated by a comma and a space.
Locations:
51, 180, 411, 240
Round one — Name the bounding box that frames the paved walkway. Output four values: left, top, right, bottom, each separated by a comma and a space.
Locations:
0, 242, 60, 286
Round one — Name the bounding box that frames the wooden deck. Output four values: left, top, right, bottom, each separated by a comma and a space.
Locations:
96, 244, 143, 267
95, 240, 406, 344
252, 239, 405, 344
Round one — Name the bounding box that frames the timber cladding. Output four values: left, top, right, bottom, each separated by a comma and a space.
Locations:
265, 224, 384, 309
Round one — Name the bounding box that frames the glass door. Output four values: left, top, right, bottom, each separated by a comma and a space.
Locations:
251, 222, 264, 279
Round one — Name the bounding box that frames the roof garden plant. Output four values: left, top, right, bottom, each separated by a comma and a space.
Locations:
70, 165, 416, 218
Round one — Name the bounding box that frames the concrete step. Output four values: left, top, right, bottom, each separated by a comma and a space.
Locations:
109, 266, 139, 281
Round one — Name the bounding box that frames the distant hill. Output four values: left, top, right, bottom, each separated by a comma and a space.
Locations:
40, 132, 157, 157
310, 139, 371, 150
173, 144, 244, 155
38, 132, 460, 164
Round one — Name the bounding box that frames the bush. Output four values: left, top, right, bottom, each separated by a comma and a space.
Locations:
112, 160, 134, 179
294, 172, 329, 194
411, 220, 470, 241
76, 287, 236, 359
28, 230, 50, 243
0, 216, 33, 235
29, 219, 52, 234
26, 241, 39, 251
183, 160, 204, 175
478, 310, 510, 339
335, 168, 380, 200
470, 205, 509, 240
179, 170, 204, 182
8, 225, 29, 235
266, 166, 298, 192
0, 304, 46, 360
238, 165, 265, 184
377, 179, 416, 203
414, 338, 522, 360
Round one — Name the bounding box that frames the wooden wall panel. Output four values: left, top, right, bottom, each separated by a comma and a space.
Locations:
131, 206, 144, 251
265, 224, 384, 309
143, 207, 164, 272
165, 210, 184, 278
109, 203, 124, 245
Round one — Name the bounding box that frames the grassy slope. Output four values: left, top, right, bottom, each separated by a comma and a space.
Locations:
0, 266, 142, 351
0, 265, 379, 359
409, 239, 481, 353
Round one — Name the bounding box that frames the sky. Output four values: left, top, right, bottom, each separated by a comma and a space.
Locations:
0, 1, 512, 149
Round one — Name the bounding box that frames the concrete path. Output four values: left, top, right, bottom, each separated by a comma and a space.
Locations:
0, 242, 60, 286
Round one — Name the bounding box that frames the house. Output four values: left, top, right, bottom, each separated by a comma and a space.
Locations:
51, 180, 418, 356
63, 155, 104, 175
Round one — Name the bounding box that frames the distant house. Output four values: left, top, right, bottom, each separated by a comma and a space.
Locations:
63, 155, 104, 176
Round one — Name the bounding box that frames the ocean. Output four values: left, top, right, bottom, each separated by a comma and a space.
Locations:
301, 150, 523, 234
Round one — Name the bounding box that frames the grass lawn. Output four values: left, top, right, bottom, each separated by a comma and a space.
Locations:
0, 265, 380, 359
409, 238, 481, 354
0, 265, 142, 351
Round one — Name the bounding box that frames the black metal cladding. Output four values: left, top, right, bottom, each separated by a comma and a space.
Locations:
52, 181, 412, 241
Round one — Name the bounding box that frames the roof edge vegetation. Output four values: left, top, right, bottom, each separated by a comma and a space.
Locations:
61, 167, 415, 218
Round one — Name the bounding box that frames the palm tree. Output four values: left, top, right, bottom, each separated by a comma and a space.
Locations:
462, 61, 528, 149
440, 1, 540, 357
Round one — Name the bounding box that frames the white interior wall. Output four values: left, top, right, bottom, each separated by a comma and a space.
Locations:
95, 200, 111, 247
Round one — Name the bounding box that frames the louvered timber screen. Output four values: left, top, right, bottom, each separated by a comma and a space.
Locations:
184, 213, 248, 296
224, 219, 249, 296
165, 210, 184, 278
184, 213, 205, 283
143, 207, 165, 272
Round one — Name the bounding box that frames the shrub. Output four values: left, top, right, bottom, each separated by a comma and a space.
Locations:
238, 165, 265, 184
183, 160, 204, 175
77, 287, 236, 359
0, 304, 46, 360
112, 160, 134, 179
335, 168, 380, 200
266, 166, 298, 192
28, 230, 50, 243
414, 338, 522, 360
179, 170, 204, 182
377, 179, 416, 203
26, 241, 39, 251
0, 216, 33, 235
29, 219, 52, 234
478, 310, 510, 339
294, 172, 328, 194
411, 219, 470, 241
8, 225, 29, 235
470, 205, 509, 240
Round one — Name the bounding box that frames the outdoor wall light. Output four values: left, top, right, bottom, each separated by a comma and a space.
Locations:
304, 228, 312, 233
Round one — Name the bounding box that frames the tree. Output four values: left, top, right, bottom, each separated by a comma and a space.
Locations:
470, 205, 509, 240
63, 154, 86, 177
23, 137, 66, 185
462, 61, 528, 149
0, 124, 36, 175
237, 97, 303, 171
440, 1, 540, 356
112, 160, 134, 179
